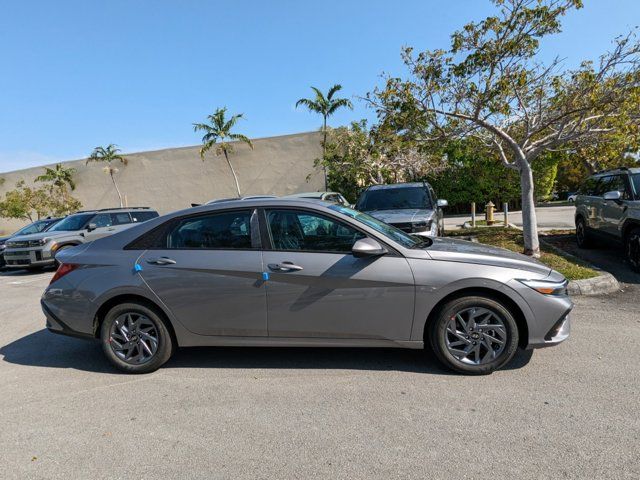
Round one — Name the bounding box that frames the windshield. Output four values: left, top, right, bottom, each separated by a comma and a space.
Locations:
356, 186, 432, 211
14, 220, 54, 236
49, 213, 94, 232
328, 205, 430, 249
631, 173, 640, 199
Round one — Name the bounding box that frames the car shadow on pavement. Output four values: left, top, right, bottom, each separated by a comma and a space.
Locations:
543, 234, 640, 285
1, 329, 533, 375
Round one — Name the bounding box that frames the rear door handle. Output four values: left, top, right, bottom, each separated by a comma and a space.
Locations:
268, 261, 303, 272
147, 257, 177, 265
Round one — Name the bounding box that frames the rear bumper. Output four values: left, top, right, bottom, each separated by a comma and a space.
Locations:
41, 300, 94, 339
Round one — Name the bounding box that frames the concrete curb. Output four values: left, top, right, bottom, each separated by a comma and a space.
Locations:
566, 271, 620, 296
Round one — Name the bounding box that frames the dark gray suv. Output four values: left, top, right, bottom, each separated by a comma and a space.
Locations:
42, 198, 571, 375
574, 167, 640, 271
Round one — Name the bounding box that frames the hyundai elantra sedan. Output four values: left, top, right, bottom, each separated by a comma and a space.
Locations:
41, 199, 571, 374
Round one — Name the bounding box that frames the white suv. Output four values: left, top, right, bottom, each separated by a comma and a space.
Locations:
4, 207, 158, 269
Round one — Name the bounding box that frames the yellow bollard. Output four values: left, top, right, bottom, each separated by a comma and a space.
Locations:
485, 201, 495, 225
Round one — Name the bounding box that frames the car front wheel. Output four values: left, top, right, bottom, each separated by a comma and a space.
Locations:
626, 228, 640, 273
100, 302, 174, 374
428, 296, 519, 375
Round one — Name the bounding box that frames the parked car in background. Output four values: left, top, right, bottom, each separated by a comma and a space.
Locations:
283, 191, 350, 206
0, 217, 62, 268
355, 182, 448, 236
43, 198, 571, 375
4, 207, 159, 269
574, 167, 640, 271
567, 192, 577, 203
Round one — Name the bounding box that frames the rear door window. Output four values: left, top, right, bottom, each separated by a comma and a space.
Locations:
111, 212, 132, 225
165, 210, 253, 249
131, 211, 159, 222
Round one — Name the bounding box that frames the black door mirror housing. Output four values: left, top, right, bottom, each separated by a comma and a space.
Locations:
352, 237, 387, 258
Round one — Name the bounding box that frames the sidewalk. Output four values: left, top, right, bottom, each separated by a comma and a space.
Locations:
443, 205, 575, 231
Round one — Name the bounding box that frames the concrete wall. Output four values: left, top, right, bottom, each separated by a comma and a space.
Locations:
0, 131, 324, 233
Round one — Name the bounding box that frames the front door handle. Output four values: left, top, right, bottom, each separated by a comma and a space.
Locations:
268, 261, 303, 272
147, 257, 177, 265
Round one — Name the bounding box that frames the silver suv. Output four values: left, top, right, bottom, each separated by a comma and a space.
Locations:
574, 167, 640, 271
355, 182, 447, 236
4, 207, 158, 269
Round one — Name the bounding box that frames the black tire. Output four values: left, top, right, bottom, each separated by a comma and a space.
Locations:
625, 227, 640, 273
100, 302, 174, 374
427, 295, 519, 375
576, 217, 593, 248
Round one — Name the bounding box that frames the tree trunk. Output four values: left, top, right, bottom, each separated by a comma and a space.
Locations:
322, 116, 328, 191
518, 162, 540, 257
224, 149, 242, 197
110, 170, 124, 208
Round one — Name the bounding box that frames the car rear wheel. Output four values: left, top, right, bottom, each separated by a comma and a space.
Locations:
100, 302, 174, 374
625, 228, 640, 273
576, 217, 593, 248
428, 296, 519, 375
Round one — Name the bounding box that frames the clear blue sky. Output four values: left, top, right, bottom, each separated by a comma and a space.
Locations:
1, 0, 638, 172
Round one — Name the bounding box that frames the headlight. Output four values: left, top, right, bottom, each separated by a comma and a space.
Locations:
518, 279, 568, 296
28, 238, 48, 247
412, 221, 430, 232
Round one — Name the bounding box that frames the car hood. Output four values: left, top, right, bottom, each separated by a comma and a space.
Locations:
6, 231, 69, 242
425, 237, 551, 276
365, 208, 436, 223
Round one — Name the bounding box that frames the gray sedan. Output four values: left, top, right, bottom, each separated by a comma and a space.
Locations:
41, 199, 572, 374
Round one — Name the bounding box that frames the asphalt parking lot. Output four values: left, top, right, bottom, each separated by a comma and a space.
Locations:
0, 267, 639, 480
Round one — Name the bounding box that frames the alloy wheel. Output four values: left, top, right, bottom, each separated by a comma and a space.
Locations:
445, 307, 507, 365
109, 312, 159, 365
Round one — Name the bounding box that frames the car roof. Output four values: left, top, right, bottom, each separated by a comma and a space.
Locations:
364, 182, 428, 191
592, 167, 640, 177
72, 207, 156, 215
285, 192, 341, 198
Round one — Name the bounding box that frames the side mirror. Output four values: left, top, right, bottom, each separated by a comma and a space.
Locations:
603, 190, 622, 201
437, 199, 448, 208
352, 237, 387, 258
86, 223, 97, 232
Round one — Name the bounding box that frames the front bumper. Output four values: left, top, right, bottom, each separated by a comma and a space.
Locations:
4, 247, 55, 268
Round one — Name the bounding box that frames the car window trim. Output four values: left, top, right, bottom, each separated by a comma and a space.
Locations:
258, 206, 401, 256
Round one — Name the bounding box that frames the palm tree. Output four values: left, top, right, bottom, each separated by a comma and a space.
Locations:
296, 84, 353, 189
35, 163, 77, 191
86, 144, 128, 207
193, 107, 253, 197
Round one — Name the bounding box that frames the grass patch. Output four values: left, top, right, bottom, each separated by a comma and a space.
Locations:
446, 227, 599, 280
468, 219, 505, 226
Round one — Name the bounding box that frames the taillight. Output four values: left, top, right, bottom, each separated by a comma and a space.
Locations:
50, 263, 79, 285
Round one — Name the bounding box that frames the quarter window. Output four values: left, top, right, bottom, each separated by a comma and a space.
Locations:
165, 210, 253, 249
266, 209, 365, 253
